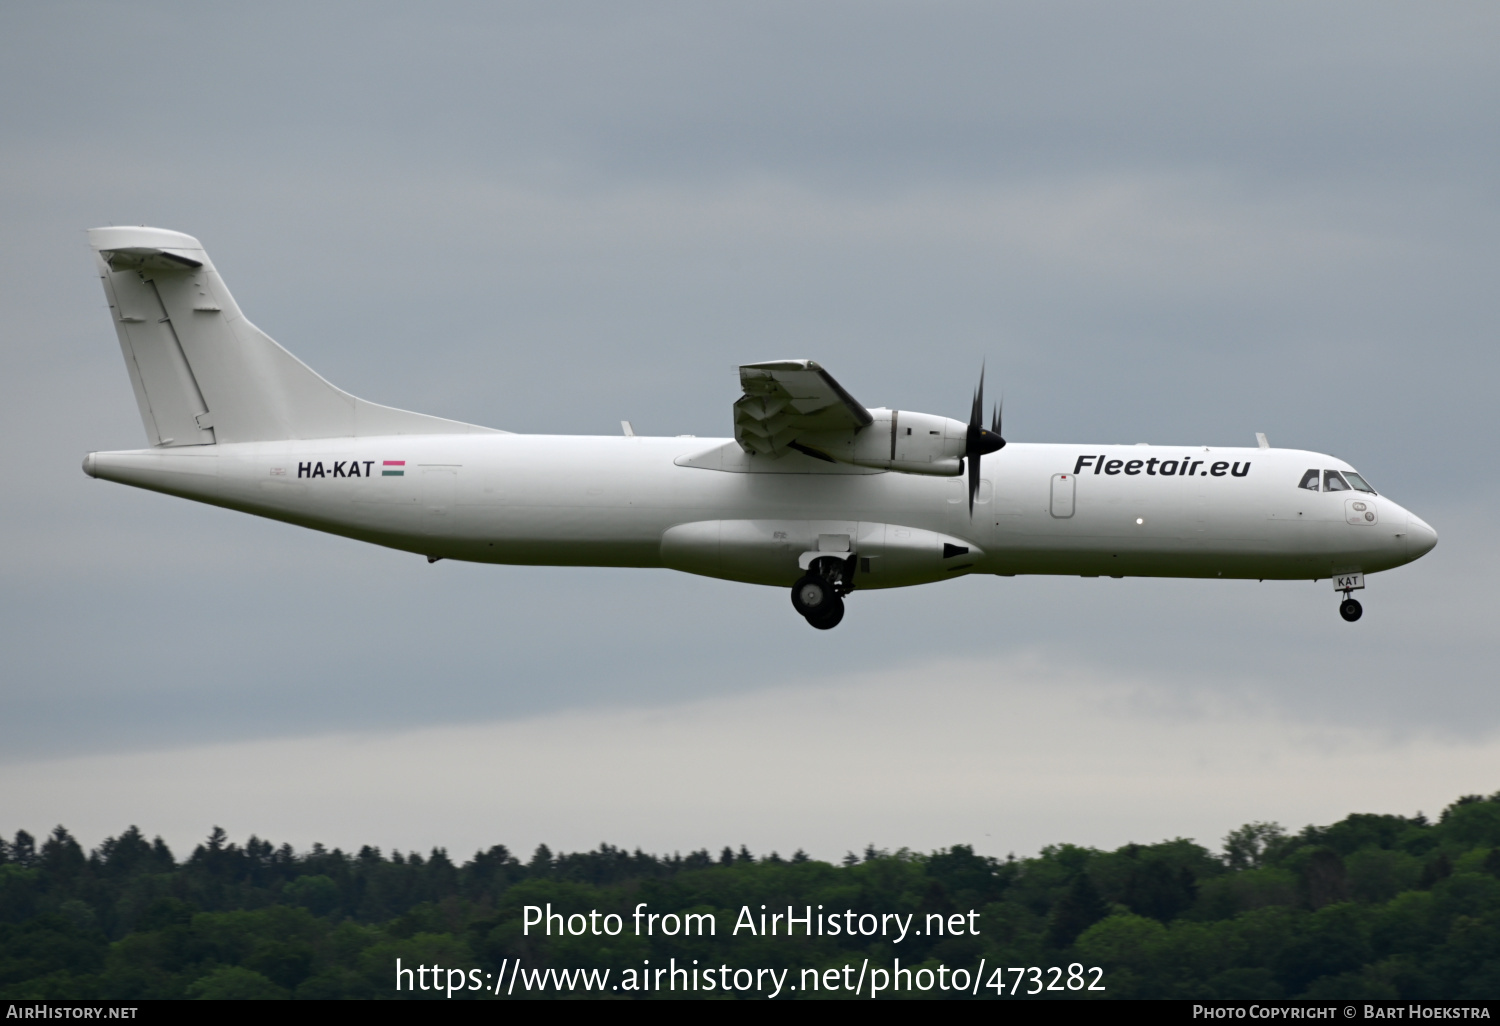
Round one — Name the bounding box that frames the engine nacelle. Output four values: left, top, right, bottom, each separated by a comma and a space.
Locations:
800, 408, 968, 477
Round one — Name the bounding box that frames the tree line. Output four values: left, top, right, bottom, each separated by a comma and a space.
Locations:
2, 792, 1498, 998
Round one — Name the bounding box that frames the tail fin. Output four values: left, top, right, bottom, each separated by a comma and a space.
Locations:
88, 226, 497, 446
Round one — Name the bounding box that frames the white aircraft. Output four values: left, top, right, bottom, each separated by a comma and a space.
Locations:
82, 227, 1437, 629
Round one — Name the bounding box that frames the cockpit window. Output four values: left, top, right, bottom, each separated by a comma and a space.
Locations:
1299, 468, 1372, 493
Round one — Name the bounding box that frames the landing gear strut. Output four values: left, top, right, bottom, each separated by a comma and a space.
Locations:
1332, 572, 1365, 623
792, 555, 856, 630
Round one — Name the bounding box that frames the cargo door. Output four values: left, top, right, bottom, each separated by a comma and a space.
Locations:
420, 467, 459, 534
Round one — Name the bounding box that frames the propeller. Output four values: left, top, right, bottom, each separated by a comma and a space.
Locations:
966, 367, 1006, 514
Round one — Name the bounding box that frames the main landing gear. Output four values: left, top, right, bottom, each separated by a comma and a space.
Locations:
1339, 593, 1363, 622
791, 555, 856, 630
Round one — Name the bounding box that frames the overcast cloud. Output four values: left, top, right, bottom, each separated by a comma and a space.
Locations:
1, 2, 1495, 860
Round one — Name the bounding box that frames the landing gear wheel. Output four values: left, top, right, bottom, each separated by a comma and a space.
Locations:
806, 595, 845, 630
791, 575, 837, 619
1339, 598, 1363, 622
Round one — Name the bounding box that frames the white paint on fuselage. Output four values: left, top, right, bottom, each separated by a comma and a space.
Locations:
85, 436, 1436, 587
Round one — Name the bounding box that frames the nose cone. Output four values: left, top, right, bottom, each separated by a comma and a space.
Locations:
1407, 514, 1438, 559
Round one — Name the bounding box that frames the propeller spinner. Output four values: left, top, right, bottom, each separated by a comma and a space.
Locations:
966, 369, 1006, 514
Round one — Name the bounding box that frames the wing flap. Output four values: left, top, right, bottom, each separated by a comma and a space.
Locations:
733, 360, 872, 457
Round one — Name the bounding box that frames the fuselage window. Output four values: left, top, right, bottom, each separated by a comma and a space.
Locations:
1298, 469, 1320, 491
1342, 471, 1377, 494
1324, 470, 1351, 492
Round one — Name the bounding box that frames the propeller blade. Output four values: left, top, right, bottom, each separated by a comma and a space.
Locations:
965, 365, 1003, 514
962, 371, 1010, 515
968, 444, 981, 514
970, 366, 985, 430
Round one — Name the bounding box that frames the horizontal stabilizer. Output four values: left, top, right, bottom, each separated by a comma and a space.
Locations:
100, 246, 203, 272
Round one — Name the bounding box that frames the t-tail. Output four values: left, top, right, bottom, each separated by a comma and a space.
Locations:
87, 226, 496, 447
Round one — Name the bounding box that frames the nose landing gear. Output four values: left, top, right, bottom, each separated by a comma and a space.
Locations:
1332, 571, 1365, 623
792, 555, 856, 630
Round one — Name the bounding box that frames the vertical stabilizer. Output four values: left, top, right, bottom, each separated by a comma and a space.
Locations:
89, 227, 497, 446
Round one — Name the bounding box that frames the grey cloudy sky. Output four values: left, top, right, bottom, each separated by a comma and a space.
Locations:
1, 2, 1496, 861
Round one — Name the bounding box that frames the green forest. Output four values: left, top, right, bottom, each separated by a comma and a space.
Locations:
2, 792, 1499, 1000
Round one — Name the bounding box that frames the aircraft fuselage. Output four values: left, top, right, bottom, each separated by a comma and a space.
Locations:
84, 435, 1436, 589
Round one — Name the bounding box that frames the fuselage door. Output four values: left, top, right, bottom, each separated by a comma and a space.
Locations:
1050, 473, 1075, 518
420, 466, 458, 533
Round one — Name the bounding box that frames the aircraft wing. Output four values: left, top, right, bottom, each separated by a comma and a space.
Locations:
733, 360, 873, 457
